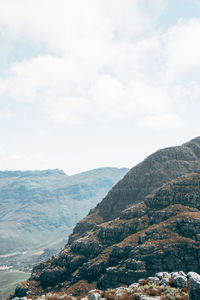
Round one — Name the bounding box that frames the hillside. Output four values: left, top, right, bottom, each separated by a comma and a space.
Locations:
69, 136, 200, 243
11, 137, 200, 299
0, 167, 128, 257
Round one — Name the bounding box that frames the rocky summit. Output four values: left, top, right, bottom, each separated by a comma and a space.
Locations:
10, 137, 200, 299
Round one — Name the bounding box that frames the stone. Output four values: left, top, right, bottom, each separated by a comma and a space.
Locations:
147, 277, 160, 284
155, 272, 170, 280
89, 293, 101, 300
140, 296, 161, 300
14, 283, 29, 298
170, 272, 187, 288
188, 272, 200, 300
160, 277, 170, 286
173, 275, 187, 288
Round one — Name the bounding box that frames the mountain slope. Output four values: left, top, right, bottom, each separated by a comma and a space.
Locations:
11, 137, 200, 299
69, 136, 200, 243
13, 172, 200, 298
0, 167, 128, 255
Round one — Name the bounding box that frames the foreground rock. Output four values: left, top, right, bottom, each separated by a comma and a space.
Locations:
10, 270, 193, 299
188, 272, 200, 300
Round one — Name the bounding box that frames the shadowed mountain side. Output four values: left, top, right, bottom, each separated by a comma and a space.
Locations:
69, 137, 200, 243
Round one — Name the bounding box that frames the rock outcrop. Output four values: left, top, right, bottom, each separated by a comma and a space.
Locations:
11, 270, 200, 299
11, 137, 200, 299
11, 172, 200, 298
188, 272, 200, 300
69, 136, 200, 243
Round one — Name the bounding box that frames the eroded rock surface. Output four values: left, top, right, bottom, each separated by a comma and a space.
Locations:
11, 173, 200, 298
11, 138, 200, 299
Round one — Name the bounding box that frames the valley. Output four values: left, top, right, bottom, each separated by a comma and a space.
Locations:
0, 270, 30, 299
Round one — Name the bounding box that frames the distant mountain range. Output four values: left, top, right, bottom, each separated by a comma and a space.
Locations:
0, 167, 128, 256
14, 137, 200, 299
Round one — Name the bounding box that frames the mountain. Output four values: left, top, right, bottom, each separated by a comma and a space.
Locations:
10, 137, 200, 299
69, 136, 200, 243
0, 167, 128, 257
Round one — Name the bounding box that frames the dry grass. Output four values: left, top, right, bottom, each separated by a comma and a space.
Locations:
139, 279, 149, 286
46, 296, 72, 300
146, 287, 162, 296
65, 280, 96, 298
103, 290, 116, 300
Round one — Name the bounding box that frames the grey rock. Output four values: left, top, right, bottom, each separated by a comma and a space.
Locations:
147, 276, 160, 284
115, 287, 127, 292
128, 282, 140, 290
89, 293, 101, 300
160, 277, 170, 286
188, 272, 200, 300
140, 296, 161, 300
155, 272, 170, 280
173, 275, 187, 288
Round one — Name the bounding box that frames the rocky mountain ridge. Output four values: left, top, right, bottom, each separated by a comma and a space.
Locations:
11, 137, 200, 299
69, 137, 200, 244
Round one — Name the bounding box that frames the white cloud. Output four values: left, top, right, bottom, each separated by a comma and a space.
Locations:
165, 18, 200, 79
0, 0, 198, 128
90, 76, 170, 121
0, 0, 160, 53
38, 130, 49, 137
139, 114, 184, 130
0, 110, 12, 120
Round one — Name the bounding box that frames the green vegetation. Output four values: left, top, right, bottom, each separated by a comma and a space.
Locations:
0, 270, 30, 299
0, 168, 128, 255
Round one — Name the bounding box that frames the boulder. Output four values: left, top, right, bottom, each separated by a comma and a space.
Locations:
171, 271, 187, 288
188, 272, 200, 300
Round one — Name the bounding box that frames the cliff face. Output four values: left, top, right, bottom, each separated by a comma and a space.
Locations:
12, 138, 200, 299
69, 137, 200, 243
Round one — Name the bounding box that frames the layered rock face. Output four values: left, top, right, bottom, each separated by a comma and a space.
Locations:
13, 173, 200, 298
11, 137, 200, 298
69, 137, 200, 243
13, 270, 200, 299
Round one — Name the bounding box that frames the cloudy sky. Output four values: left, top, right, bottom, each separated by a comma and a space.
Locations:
0, 0, 199, 174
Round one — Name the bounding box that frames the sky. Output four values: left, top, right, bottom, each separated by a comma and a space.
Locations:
0, 0, 200, 174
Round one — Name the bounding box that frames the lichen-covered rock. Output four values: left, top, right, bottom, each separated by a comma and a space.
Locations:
170, 271, 187, 288
89, 292, 101, 300
147, 277, 160, 284
140, 297, 161, 300
188, 272, 200, 300
14, 283, 29, 298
